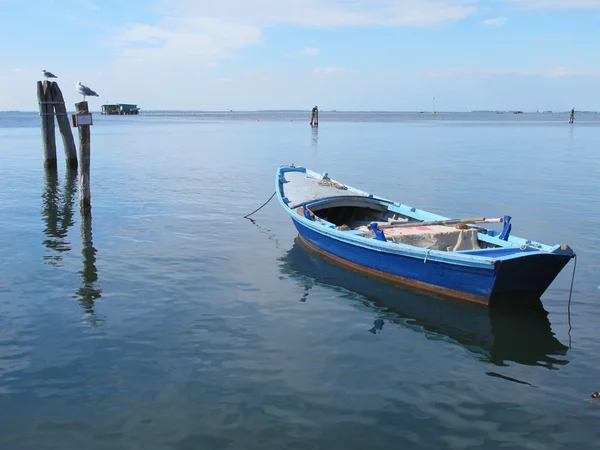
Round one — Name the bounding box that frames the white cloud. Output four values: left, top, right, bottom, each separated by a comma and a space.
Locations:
113, 1, 481, 70
313, 67, 346, 74
516, 67, 600, 77
113, 1, 479, 65
11, 68, 26, 73
83, 0, 100, 11
500, 0, 600, 9
422, 67, 600, 78
537, 33, 567, 40
421, 67, 467, 78
154, 0, 478, 28
297, 47, 320, 56
483, 16, 507, 26
114, 17, 263, 61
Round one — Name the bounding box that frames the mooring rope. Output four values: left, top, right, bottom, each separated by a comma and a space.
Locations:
567, 254, 577, 349
318, 178, 347, 190
244, 191, 276, 218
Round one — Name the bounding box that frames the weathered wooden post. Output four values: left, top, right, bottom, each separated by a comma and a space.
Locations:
50, 83, 78, 168
73, 101, 93, 215
37, 80, 78, 168
37, 81, 57, 169
569, 107, 574, 124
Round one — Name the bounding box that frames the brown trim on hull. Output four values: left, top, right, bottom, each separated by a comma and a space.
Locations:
297, 235, 490, 306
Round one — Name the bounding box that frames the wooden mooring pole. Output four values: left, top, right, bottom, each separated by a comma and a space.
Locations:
37, 80, 78, 168
310, 105, 319, 127
74, 101, 92, 215
51, 83, 78, 167
37, 81, 57, 169
569, 107, 575, 124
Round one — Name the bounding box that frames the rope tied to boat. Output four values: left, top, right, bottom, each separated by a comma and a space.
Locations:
567, 253, 577, 349
424, 248, 432, 263
318, 174, 347, 190
519, 243, 548, 251
244, 191, 276, 218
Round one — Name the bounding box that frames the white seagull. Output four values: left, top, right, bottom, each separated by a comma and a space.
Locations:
42, 69, 57, 80
76, 81, 99, 101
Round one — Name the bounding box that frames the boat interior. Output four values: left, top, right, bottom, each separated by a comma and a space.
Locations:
300, 196, 509, 253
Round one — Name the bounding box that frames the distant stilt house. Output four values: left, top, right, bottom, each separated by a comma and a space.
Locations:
101, 103, 140, 115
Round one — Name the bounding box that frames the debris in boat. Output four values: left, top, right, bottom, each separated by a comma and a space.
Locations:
337, 224, 351, 231
318, 173, 347, 190
357, 223, 481, 251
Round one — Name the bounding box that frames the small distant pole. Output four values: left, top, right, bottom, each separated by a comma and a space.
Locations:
310, 105, 319, 127
73, 101, 93, 215
569, 107, 574, 124
37, 81, 57, 169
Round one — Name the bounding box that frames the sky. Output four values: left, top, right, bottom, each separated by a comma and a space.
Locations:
1, 0, 600, 111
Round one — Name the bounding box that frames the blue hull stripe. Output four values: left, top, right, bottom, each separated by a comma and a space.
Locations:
294, 219, 495, 304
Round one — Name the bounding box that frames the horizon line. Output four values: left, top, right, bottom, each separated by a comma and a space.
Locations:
1, 109, 596, 114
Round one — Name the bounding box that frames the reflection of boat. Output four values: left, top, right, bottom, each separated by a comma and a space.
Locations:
275, 165, 575, 305
280, 238, 570, 371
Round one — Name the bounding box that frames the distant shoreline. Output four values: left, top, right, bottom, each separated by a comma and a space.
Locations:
1, 110, 598, 114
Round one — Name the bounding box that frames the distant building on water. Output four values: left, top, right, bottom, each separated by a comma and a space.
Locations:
101, 103, 140, 115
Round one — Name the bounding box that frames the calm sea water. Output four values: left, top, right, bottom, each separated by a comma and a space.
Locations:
1, 110, 600, 449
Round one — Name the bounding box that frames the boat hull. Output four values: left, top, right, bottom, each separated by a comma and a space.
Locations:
292, 218, 572, 305
277, 165, 575, 307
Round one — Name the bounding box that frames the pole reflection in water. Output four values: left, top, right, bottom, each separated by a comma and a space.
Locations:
42, 169, 103, 324
280, 238, 569, 376
41, 168, 77, 266
311, 126, 318, 155
74, 212, 103, 325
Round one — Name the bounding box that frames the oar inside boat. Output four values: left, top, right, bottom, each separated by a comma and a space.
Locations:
378, 217, 504, 229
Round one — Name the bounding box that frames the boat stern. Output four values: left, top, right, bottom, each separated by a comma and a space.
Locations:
490, 244, 575, 304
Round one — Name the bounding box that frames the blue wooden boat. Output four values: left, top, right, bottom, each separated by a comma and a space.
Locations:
276, 165, 576, 305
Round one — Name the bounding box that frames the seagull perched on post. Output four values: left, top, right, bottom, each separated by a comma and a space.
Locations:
76, 81, 99, 101
42, 69, 57, 80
